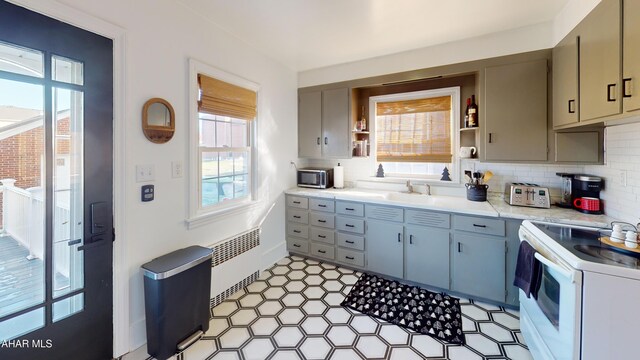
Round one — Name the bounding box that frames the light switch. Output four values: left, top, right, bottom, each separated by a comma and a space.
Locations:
136, 164, 155, 182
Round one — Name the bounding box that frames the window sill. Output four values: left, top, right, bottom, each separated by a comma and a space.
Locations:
359, 176, 462, 187
186, 200, 263, 230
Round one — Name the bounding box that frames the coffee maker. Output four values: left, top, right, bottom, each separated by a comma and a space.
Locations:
556, 173, 604, 214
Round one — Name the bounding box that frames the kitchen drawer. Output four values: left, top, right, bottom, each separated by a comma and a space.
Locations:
310, 213, 335, 229
310, 227, 335, 244
336, 201, 364, 217
337, 233, 365, 251
336, 217, 365, 234
287, 209, 309, 224
454, 215, 505, 237
287, 196, 309, 209
336, 248, 365, 268
310, 198, 335, 213
406, 209, 450, 229
310, 243, 335, 260
287, 237, 309, 254
287, 223, 309, 239
366, 205, 403, 222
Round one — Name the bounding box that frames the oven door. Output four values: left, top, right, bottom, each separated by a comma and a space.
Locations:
519, 227, 583, 360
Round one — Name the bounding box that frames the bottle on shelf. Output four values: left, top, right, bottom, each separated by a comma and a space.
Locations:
464, 98, 471, 128
468, 95, 478, 127
360, 106, 367, 131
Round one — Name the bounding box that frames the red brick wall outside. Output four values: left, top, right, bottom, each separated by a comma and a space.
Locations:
0, 117, 69, 228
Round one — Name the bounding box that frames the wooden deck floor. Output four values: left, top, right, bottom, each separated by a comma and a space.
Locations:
0, 234, 70, 318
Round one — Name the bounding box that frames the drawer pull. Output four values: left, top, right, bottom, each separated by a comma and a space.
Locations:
346, 256, 355, 260
318, 204, 327, 208
293, 201, 301, 204
293, 230, 301, 233
318, 235, 326, 238
293, 215, 301, 219
293, 244, 301, 248
317, 219, 327, 223
345, 208, 355, 211
345, 240, 355, 244
318, 249, 326, 254
473, 224, 487, 228
345, 224, 355, 228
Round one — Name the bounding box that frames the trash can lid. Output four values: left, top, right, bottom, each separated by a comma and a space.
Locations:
142, 245, 214, 280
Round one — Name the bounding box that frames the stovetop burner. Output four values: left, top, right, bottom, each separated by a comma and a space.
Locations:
533, 222, 640, 269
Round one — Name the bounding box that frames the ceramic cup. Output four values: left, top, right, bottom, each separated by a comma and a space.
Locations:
625, 231, 638, 249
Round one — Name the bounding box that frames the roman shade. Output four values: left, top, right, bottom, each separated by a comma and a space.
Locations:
376, 96, 452, 163
198, 74, 256, 121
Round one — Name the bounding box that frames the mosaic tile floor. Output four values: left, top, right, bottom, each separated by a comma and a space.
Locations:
180, 256, 531, 360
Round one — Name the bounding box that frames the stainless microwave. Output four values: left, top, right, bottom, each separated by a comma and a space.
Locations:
297, 168, 334, 189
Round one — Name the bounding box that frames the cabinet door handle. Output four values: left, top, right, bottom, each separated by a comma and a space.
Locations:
317, 137, 320, 145
293, 230, 301, 234
324, 137, 328, 145
488, 133, 493, 143
397, 233, 401, 242
346, 256, 355, 260
293, 244, 301, 248
318, 249, 326, 254
318, 204, 327, 208
345, 240, 355, 244
318, 235, 326, 238
345, 224, 355, 228
568, 99, 576, 114
458, 242, 462, 253
409, 234, 413, 244
345, 208, 355, 211
624, 78, 632, 98
607, 83, 617, 102
317, 219, 327, 223
473, 224, 487, 228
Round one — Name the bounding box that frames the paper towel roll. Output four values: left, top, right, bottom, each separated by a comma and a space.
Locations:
333, 163, 344, 189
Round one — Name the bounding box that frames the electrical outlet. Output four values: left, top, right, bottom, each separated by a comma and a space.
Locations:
172, 161, 183, 178
621, 170, 628, 187
136, 164, 155, 182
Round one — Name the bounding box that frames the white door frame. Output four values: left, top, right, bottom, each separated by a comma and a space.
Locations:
8, 0, 129, 357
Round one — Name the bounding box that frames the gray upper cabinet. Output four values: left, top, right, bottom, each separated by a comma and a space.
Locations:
366, 220, 403, 279
484, 58, 548, 161
298, 88, 351, 159
623, 0, 640, 113
452, 232, 506, 303
405, 225, 449, 290
579, 0, 621, 121
553, 30, 579, 127
298, 91, 322, 158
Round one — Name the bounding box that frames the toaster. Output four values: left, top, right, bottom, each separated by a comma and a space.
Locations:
505, 183, 551, 209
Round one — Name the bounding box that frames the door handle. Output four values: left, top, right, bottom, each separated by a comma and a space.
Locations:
397, 233, 401, 242
623, 78, 632, 98
317, 137, 320, 145
458, 242, 462, 253
324, 137, 328, 145
568, 99, 576, 113
488, 133, 493, 143
607, 83, 617, 102
409, 234, 413, 244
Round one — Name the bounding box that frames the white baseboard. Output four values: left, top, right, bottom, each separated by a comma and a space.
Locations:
261, 240, 286, 270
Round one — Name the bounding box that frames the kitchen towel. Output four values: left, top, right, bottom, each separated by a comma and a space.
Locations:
513, 241, 543, 299
342, 273, 465, 344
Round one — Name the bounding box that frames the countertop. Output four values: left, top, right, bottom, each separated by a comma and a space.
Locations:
285, 187, 617, 228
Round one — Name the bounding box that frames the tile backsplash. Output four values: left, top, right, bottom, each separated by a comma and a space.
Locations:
305, 121, 640, 224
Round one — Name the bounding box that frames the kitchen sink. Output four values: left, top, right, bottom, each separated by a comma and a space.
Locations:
384, 192, 437, 205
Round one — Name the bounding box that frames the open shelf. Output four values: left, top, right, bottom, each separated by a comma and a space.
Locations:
460, 127, 479, 132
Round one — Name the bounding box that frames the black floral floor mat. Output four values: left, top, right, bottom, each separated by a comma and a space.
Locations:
341, 272, 466, 344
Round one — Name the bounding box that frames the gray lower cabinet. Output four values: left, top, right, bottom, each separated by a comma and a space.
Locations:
366, 220, 404, 279
452, 232, 506, 303
405, 225, 450, 290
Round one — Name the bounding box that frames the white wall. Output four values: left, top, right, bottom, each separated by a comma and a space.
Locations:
585, 122, 640, 224
48, 0, 297, 355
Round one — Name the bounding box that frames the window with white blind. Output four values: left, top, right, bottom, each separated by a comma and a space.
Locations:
188, 59, 259, 225
370, 87, 460, 180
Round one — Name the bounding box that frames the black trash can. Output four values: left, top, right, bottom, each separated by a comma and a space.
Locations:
142, 246, 214, 360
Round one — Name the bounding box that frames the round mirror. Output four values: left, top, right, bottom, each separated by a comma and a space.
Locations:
142, 98, 175, 143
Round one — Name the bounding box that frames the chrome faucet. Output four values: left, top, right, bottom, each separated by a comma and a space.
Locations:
406, 180, 431, 195
423, 184, 431, 196
406, 180, 414, 193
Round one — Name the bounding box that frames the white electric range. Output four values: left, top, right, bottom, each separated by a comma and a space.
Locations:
519, 220, 640, 360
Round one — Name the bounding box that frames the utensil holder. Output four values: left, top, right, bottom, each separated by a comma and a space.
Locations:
466, 183, 488, 202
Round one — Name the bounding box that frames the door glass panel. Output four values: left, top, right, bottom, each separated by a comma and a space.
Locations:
0, 41, 43, 78
52, 55, 83, 85
0, 78, 45, 318
0, 307, 44, 341
52, 293, 83, 322
52, 87, 84, 298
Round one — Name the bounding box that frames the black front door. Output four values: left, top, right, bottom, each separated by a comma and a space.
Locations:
0, 1, 113, 359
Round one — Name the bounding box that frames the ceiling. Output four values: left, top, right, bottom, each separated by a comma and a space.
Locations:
178, 0, 569, 72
